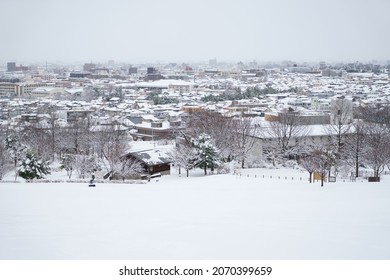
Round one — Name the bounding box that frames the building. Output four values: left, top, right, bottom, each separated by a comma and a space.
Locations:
83, 63, 97, 72
69, 72, 91, 78
130, 121, 179, 141
145, 67, 163, 81
129, 67, 138, 74
124, 149, 172, 176
0, 82, 48, 97
30, 87, 65, 98
7, 62, 16, 72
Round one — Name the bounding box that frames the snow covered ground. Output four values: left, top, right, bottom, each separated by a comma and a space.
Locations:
1, 167, 389, 260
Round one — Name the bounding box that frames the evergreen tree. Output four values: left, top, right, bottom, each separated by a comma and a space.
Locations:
192, 133, 220, 175
18, 151, 51, 180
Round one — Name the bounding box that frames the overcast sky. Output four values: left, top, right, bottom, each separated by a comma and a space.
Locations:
1, 0, 389, 64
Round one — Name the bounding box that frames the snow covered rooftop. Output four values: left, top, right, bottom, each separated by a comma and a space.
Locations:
128, 149, 172, 165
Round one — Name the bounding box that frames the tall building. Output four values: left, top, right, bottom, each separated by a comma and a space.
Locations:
7, 62, 16, 72
83, 63, 97, 72
129, 66, 138, 74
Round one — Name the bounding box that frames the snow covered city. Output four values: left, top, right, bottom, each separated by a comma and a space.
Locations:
1, 0, 390, 279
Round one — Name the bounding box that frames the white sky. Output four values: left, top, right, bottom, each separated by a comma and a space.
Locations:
1, 0, 390, 64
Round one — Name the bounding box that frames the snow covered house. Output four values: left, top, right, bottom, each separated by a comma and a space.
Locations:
124, 149, 172, 176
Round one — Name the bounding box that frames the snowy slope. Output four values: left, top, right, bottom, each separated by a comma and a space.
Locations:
0, 169, 389, 260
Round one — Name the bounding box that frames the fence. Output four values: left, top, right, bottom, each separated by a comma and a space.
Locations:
232, 172, 367, 183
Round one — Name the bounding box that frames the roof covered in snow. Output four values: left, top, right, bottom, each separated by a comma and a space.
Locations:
128, 149, 172, 166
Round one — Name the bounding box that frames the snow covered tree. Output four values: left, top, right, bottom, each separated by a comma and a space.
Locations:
184, 111, 236, 161
362, 123, 390, 178
112, 157, 143, 181
74, 155, 100, 179
299, 152, 316, 183
6, 134, 26, 168
171, 142, 197, 177
343, 120, 366, 177
58, 117, 91, 155
20, 125, 52, 162
6, 133, 27, 180
192, 133, 220, 175
326, 98, 353, 156
232, 117, 260, 168
60, 154, 76, 179
263, 111, 309, 166
312, 147, 336, 187
0, 138, 12, 180
18, 151, 51, 180
95, 126, 132, 180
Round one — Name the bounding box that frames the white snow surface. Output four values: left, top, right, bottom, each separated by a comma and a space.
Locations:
1, 168, 389, 260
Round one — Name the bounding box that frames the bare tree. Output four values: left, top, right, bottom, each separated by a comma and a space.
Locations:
0, 136, 12, 180
326, 98, 353, 156
5, 130, 26, 180
74, 154, 100, 179
20, 125, 52, 162
112, 157, 143, 181
58, 117, 91, 155
312, 146, 336, 187
60, 154, 76, 179
92, 124, 130, 161
263, 112, 309, 165
232, 117, 260, 168
362, 123, 390, 178
184, 111, 236, 161
299, 152, 316, 183
93, 125, 133, 179
343, 120, 366, 177
170, 142, 197, 177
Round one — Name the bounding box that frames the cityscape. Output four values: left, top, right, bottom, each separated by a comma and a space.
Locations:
0, 59, 390, 181
1, 0, 390, 274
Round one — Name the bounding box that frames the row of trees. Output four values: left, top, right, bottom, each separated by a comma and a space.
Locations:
201, 86, 277, 102
171, 104, 390, 185
0, 116, 142, 181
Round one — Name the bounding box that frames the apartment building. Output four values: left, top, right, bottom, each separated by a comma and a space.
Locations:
0, 82, 48, 97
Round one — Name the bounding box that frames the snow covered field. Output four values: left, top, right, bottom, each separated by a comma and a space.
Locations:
1, 168, 389, 260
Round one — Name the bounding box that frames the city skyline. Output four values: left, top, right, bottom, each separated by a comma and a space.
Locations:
1, 0, 390, 64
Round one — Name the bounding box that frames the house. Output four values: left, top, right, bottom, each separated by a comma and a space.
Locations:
125, 149, 172, 176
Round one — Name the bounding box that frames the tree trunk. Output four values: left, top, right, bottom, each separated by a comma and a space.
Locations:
204, 166, 207, 175
309, 172, 312, 183
241, 158, 245, 169
355, 154, 359, 177
186, 169, 189, 177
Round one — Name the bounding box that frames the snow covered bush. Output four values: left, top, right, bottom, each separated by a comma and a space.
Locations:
18, 151, 51, 180
283, 160, 298, 168
216, 163, 231, 174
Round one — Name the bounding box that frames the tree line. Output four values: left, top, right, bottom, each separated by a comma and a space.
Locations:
0, 115, 142, 181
